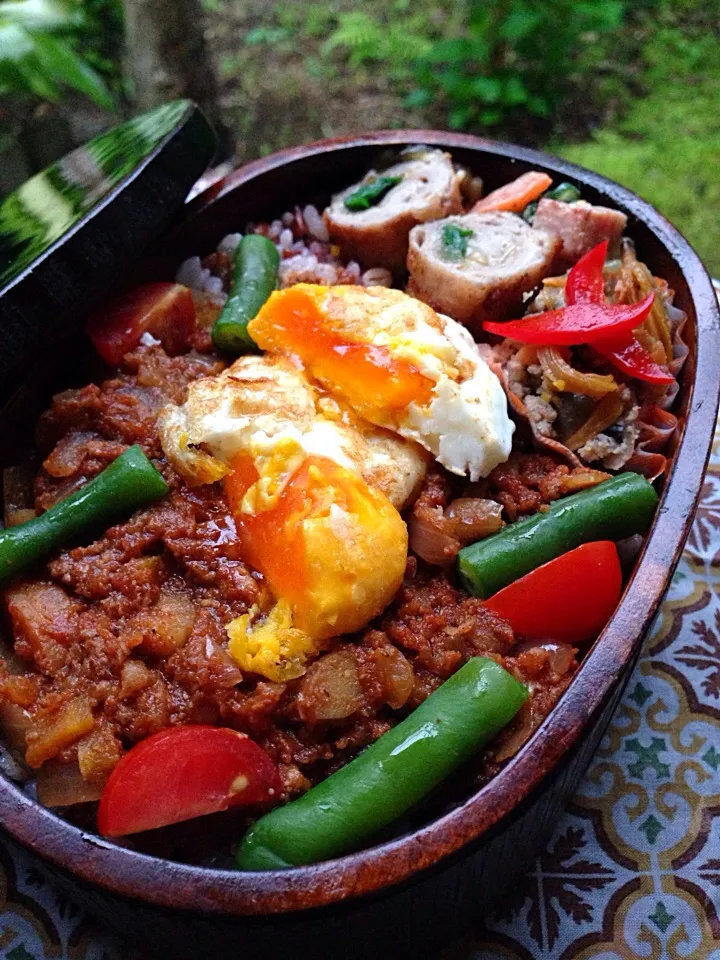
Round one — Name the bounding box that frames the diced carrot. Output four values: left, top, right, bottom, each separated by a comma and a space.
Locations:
472, 171, 553, 214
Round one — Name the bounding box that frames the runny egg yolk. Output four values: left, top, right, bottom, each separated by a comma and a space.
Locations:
248, 286, 434, 427
225, 452, 407, 680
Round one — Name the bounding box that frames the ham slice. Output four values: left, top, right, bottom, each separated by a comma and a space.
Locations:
533, 198, 627, 269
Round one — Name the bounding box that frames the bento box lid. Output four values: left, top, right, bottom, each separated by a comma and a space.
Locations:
0, 100, 216, 401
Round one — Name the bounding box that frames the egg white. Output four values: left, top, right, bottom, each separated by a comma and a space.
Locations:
157, 353, 429, 509
280, 285, 515, 481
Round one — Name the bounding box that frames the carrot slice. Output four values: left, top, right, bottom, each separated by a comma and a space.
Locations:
472, 171, 553, 214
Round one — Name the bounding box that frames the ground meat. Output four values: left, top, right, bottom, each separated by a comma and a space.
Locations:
484, 643, 578, 766
407, 468, 461, 565
382, 574, 515, 679
34, 346, 224, 511
485, 452, 609, 522
524, 394, 557, 438
1, 344, 582, 811
578, 400, 640, 471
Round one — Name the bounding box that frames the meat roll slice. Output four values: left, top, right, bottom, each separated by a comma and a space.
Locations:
323, 147, 463, 271
532, 198, 627, 269
407, 212, 560, 329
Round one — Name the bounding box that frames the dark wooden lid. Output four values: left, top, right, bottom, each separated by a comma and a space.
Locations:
0, 100, 216, 405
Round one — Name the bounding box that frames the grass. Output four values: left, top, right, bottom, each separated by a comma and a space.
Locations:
556, 28, 720, 275
204, 0, 460, 158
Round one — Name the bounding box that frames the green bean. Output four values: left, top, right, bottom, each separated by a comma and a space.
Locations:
236, 657, 527, 870
211, 234, 280, 354
0, 446, 168, 583
458, 473, 658, 599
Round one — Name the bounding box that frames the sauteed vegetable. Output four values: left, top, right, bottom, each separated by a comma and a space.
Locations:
0, 446, 168, 584
0, 147, 686, 868
458, 473, 658, 598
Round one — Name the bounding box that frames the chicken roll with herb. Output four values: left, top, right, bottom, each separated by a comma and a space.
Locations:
407, 212, 560, 328
323, 147, 463, 271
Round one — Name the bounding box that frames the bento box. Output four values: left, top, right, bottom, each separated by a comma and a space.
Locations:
0, 117, 718, 960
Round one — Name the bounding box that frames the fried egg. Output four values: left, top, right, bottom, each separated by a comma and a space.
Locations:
157, 355, 424, 680
225, 452, 408, 680
157, 354, 429, 509
247, 284, 514, 481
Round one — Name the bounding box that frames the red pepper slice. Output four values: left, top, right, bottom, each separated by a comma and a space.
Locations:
565, 239, 608, 305
483, 294, 655, 346
87, 283, 196, 366
559, 241, 674, 384
97, 726, 282, 837
484, 541, 622, 644
593, 336, 675, 385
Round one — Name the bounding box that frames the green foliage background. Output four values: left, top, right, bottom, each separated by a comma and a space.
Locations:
1, 0, 718, 273
0, 0, 122, 107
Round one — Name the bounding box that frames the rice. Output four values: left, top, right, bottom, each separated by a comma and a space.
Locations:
303, 204, 329, 242
362, 267, 393, 287
218, 233, 242, 256
175, 256, 225, 298
178, 204, 394, 300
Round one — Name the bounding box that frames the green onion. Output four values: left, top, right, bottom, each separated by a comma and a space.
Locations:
441, 222, 474, 261
546, 182, 581, 203
344, 176, 402, 212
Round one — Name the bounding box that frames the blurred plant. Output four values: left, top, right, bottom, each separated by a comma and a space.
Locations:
323, 10, 432, 71
0, 0, 119, 108
325, 0, 626, 129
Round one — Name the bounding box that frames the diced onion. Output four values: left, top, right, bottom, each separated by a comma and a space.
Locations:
36, 760, 103, 807
493, 701, 534, 762
408, 510, 460, 565
444, 498, 503, 544
3, 464, 36, 528
297, 650, 364, 722
374, 647, 414, 710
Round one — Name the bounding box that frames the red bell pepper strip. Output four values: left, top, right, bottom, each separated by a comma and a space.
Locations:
561, 241, 674, 384
484, 540, 622, 644
483, 295, 655, 346
593, 336, 675, 385
98, 726, 282, 837
565, 240, 608, 304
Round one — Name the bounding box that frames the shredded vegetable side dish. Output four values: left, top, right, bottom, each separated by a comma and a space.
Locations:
0, 148, 687, 867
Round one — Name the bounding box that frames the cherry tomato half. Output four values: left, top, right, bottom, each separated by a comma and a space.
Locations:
97, 726, 282, 837
484, 541, 622, 644
87, 283, 196, 366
